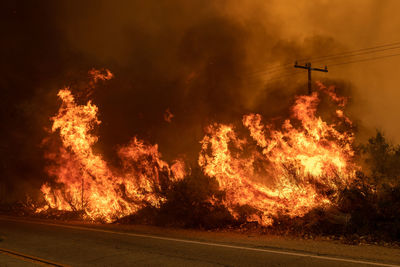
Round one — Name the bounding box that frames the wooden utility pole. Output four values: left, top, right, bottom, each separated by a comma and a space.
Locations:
294, 62, 328, 94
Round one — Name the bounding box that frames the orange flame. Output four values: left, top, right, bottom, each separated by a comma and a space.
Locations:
40, 70, 356, 226
199, 83, 356, 225
40, 69, 184, 222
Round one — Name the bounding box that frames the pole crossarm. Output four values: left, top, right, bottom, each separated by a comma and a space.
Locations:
294, 62, 328, 72
294, 62, 328, 94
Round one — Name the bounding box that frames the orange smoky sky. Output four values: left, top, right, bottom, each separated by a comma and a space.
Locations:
54, 0, 400, 141
1, 0, 400, 200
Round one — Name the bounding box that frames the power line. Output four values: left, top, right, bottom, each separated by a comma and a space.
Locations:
329, 52, 400, 67
246, 52, 400, 89
294, 62, 328, 94
247, 41, 400, 76
232, 42, 400, 91
296, 41, 400, 63
305, 45, 400, 65
245, 49, 400, 84
249, 45, 400, 77
243, 71, 304, 89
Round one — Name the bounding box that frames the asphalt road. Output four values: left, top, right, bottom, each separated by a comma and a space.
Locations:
0, 216, 399, 267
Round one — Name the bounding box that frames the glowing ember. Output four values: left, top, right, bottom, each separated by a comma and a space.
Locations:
199, 83, 356, 225
164, 108, 174, 123
40, 69, 184, 222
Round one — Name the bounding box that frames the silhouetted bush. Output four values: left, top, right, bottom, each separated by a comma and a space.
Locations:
294, 132, 400, 242
344, 132, 400, 242
9, 131, 400, 244
266, 132, 400, 243
117, 166, 235, 229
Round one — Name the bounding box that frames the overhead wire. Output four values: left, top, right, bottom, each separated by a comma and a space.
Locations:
245, 49, 400, 88
246, 41, 400, 77
295, 41, 400, 63
305, 45, 400, 65
249, 45, 400, 78
328, 52, 400, 67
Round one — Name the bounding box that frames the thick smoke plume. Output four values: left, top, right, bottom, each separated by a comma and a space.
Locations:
1, 0, 398, 202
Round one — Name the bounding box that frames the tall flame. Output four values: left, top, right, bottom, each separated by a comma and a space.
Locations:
40, 70, 182, 222
40, 69, 356, 226
199, 83, 356, 225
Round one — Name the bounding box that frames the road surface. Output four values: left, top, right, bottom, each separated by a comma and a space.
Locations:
0, 216, 399, 266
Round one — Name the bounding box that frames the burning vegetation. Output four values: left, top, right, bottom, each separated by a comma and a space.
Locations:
199, 83, 355, 226
2, 68, 392, 243
38, 70, 185, 222
3, 1, 400, 251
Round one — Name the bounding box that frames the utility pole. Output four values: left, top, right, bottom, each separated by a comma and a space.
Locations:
294, 62, 328, 95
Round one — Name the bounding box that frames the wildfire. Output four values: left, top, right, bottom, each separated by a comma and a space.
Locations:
40, 69, 183, 222
40, 69, 356, 226
199, 83, 356, 225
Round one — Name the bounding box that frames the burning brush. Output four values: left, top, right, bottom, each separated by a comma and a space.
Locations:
38, 69, 356, 226
38, 69, 184, 222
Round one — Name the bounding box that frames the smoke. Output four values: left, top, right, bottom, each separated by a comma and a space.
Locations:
1, 0, 398, 201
